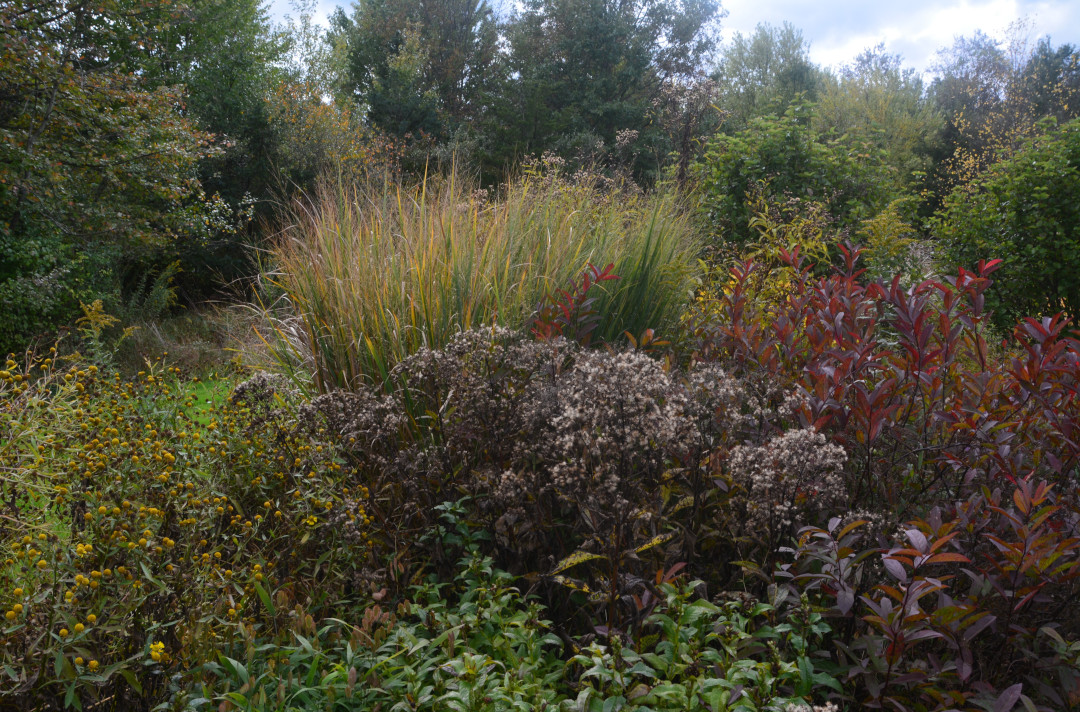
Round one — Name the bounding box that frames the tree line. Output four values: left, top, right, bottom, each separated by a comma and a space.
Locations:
1, 0, 1078, 352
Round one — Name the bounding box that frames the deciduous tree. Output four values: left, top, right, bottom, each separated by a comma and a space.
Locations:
817, 45, 942, 195
0, 0, 218, 350
930, 25, 1080, 192
711, 22, 821, 131
492, 0, 721, 181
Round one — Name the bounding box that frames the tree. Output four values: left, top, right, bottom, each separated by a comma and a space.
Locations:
141, 0, 291, 298
935, 118, 1080, 331
930, 25, 1080, 194
0, 0, 218, 350
694, 100, 902, 253
816, 45, 943, 198
711, 22, 821, 131
264, 2, 406, 194
1018, 38, 1080, 123
490, 0, 721, 181
330, 0, 499, 139
650, 74, 722, 188
165, 0, 288, 206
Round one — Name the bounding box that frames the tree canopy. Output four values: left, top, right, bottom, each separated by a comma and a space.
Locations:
0, 0, 223, 350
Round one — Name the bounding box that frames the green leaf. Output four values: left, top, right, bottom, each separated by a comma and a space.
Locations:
224, 692, 249, 705
627, 661, 657, 678
669, 495, 695, 514
219, 655, 249, 686
254, 581, 275, 616
602, 695, 626, 712
138, 561, 168, 593
1039, 626, 1066, 646
812, 671, 843, 693
63, 683, 81, 710
119, 668, 143, 694
796, 655, 812, 697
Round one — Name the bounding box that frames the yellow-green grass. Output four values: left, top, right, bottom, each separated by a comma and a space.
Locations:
179, 372, 241, 428
262, 172, 701, 392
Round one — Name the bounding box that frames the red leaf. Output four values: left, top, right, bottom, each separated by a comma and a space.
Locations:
906, 529, 929, 554
925, 552, 971, 565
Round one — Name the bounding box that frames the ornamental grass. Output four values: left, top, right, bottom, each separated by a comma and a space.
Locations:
260, 170, 700, 392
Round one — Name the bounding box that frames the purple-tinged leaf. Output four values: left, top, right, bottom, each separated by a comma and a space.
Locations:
883, 557, 907, 581
837, 587, 855, 615
905, 528, 928, 554
994, 683, 1023, 712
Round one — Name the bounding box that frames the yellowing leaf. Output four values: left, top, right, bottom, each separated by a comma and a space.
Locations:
551, 575, 592, 595
549, 550, 605, 576
635, 531, 675, 554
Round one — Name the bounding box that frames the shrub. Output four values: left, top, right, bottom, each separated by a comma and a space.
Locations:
688, 239, 1080, 707
935, 116, 1080, 331
264, 235, 1080, 709
0, 0, 228, 355
689, 244, 1080, 517
694, 100, 902, 255
261, 169, 700, 392
307, 327, 698, 602
186, 551, 567, 712
0, 355, 371, 710
190, 550, 841, 712
301, 324, 838, 633
783, 479, 1080, 710
9, 212, 1080, 710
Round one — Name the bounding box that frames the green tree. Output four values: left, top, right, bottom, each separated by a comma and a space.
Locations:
330, 0, 499, 140
930, 25, 1080, 194
145, 0, 291, 298
1019, 38, 1080, 123
935, 117, 1080, 331
266, 2, 405, 193
0, 0, 218, 351
489, 0, 721, 181
817, 45, 943, 195
169, 1, 288, 204
712, 22, 822, 131
694, 100, 902, 253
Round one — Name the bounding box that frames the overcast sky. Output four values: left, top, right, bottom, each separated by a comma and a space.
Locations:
269, 0, 1080, 76
720, 0, 1080, 74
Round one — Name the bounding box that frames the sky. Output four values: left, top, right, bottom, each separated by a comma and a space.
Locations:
718, 0, 1080, 74
268, 0, 1080, 77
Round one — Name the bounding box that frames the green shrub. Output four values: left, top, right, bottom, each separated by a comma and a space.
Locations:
935, 116, 1080, 330
694, 100, 902, 257
0, 356, 371, 710
186, 551, 566, 711
187, 550, 839, 712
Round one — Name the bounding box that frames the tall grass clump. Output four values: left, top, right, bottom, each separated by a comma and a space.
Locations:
262, 170, 700, 392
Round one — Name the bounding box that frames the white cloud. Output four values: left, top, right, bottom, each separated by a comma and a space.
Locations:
266, 0, 1080, 76
267, 0, 338, 28
718, 0, 1080, 75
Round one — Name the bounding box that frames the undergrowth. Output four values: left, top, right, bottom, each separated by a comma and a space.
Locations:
4, 203, 1080, 711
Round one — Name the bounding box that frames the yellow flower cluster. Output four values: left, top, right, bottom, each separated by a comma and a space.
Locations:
2, 355, 375, 703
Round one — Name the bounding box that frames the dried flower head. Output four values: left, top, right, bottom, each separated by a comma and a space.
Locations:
729, 428, 847, 546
